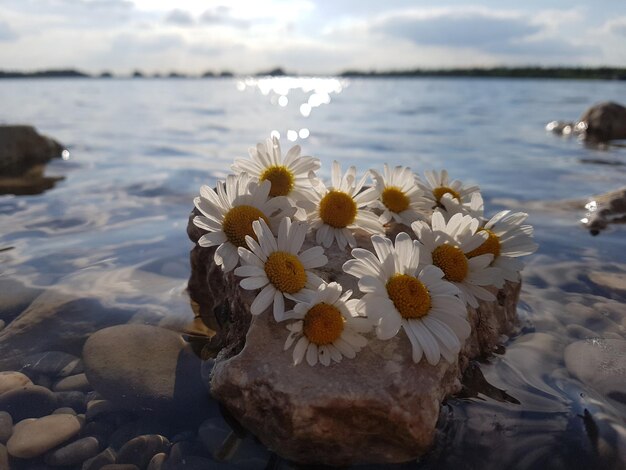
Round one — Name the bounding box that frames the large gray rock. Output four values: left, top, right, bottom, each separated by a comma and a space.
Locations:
187, 212, 520, 466
82, 325, 210, 418
0, 125, 64, 176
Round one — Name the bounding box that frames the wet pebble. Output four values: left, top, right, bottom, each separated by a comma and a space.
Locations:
116, 435, 170, 469
146, 453, 166, 470
33, 374, 53, 389
85, 400, 128, 423
82, 420, 116, 447
100, 465, 139, 470
198, 417, 233, 459
55, 391, 88, 413
7, 414, 82, 458
0, 320, 5, 332
0, 443, 8, 470
83, 325, 209, 417
0, 385, 57, 421
230, 437, 272, 470
108, 419, 171, 451
45, 436, 101, 466
167, 456, 229, 469
0, 371, 33, 395
53, 407, 77, 415
82, 447, 117, 470
53, 373, 91, 392
22, 351, 83, 377
0, 412, 13, 443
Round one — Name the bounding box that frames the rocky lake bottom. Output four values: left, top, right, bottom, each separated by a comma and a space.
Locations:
0, 77, 625, 469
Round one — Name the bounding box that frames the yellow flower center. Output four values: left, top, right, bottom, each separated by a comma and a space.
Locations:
259, 165, 295, 197
303, 302, 345, 345
381, 186, 410, 214
432, 186, 461, 203
264, 251, 307, 294
318, 190, 357, 228
466, 229, 501, 259
432, 244, 468, 282
386, 274, 432, 319
222, 205, 269, 248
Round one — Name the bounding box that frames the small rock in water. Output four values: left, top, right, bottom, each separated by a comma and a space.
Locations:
82, 447, 117, 470
0, 320, 5, 332
588, 271, 626, 293
85, 399, 129, 423
146, 453, 167, 470
564, 338, 626, 407
32, 373, 53, 389
0, 385, 57, 421
198, 417, 233, 459
0, 371, 33, 395
53, 373, 91, 392
108, 418, 170, 451
116, 435, 170, 469
55, 391, 88, 413
0, 443, 9, 470
22, 351, 83, 377
6, 414, 82, 458
83, 324, 209, 418
0, 411, 12, 443
45, 436, 101, 466
53, 407, 77, 415
100, 465, 140, 470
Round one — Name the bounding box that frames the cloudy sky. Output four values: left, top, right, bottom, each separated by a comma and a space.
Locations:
1, 0, 625, 75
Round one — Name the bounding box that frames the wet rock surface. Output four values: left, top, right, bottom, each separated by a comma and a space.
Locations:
0, 385, 57, 421
188, 213, 520, 466
0, 125, 64, 176
582, 186, 626, 235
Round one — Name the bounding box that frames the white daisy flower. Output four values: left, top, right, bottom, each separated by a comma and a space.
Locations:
411, 211, 502, 308
306, 161, 384, 249
284, 282, 371, 367
416, 169, 481, 217
343, 233, 470, 365
369, 164, 425, 226
193, 173, 294, 272
235, 217, 327, 322
465, 210, 538, 282
231, 136, 320, 202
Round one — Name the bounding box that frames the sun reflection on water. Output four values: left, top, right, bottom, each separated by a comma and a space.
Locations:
236, 76, 347, 140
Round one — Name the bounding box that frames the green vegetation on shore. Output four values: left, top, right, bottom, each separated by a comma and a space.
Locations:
1, 67, 626, 80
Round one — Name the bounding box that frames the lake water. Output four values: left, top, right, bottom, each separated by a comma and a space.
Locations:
0, 77, 625, 469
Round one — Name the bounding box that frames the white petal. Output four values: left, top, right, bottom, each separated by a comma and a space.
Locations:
409, 321, 440, 366
240, 276, 269, 290
273, 291, 286, 322
293, 337, 309, 365
376, 311, 402, 340
306, 343, 318, 366
250, 284, 275, 315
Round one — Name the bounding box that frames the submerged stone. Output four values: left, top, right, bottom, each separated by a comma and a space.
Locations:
0, 371, 33, 395
0, 385, 57, 421
7, 414, 82, 459
45, 436, 101, 466
116, 435, 170, 469
0, 412, 12, 443
82, 324, 210, 419
188, 214, 520, 466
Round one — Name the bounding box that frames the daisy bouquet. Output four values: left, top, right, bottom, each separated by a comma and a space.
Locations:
193, 136, 537, 367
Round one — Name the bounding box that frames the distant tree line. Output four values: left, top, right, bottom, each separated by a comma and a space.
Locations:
339, 67, 626, 80
1, 66, 626, 80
